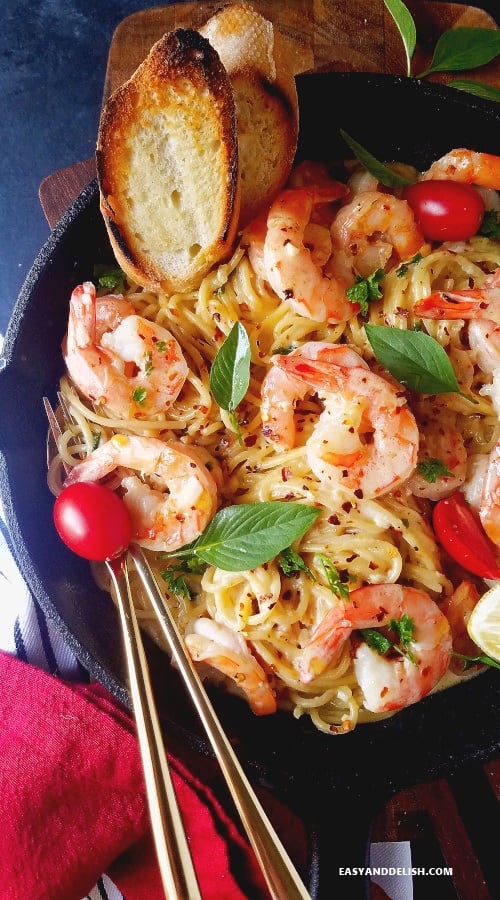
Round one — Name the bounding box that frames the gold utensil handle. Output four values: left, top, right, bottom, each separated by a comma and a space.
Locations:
107, 555, 202, 900
130, 544, 311, 900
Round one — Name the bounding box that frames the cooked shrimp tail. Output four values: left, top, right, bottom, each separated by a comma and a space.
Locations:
63, 281, 188, 418
185, 618, 277, 715
422, 149, 500, 189
64, 433, 219, 552
263, 188, 357, 323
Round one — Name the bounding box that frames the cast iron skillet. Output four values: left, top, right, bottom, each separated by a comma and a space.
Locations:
1, 74, 500, 898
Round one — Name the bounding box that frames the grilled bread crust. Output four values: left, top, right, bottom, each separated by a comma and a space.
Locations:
200, 2, 299, 227
96, 28, 240, 293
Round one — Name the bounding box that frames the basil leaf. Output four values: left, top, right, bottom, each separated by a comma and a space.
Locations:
418, 28, 500, 77
383, 0, 416, 77
316, 553, 349, 601
186, 502, 321, 571
364, 324, 465, 396
210, 322, 250, 412
449, 79, 500, 103
340, 130, 412, 188
453, 651, 500, 671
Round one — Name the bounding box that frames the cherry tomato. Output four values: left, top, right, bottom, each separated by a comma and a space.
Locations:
403, 180, 485, 242
53, 482, 132, 561
433, 492, 500, 580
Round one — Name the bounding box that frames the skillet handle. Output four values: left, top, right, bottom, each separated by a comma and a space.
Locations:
305, 786, 387, 899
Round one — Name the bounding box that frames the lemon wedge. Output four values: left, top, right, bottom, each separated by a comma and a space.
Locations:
467, 584, 500, 663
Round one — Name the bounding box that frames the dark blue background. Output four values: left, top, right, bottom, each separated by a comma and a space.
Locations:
0, 0, 498, 337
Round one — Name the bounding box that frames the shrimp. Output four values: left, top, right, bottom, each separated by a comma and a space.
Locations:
441, 580, 482, 673
63, 281, 188, 418
299, 584, 452, 714
476, 438, 500, 547
462, 437, 500, 548
243, 209, 334, 280
407, 426, 467, 500
261, 341, 368, 448
414, 269, 500, 376
262, 188, 357, 323
64, 433, 219, 552
185, 618, 277, 715
422, 148, 500, 189
262, 341, 419, 499
330, 190, 425, 278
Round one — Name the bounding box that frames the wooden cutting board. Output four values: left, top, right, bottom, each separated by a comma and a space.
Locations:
102, 0, 500, 97
39, 0, 500, 226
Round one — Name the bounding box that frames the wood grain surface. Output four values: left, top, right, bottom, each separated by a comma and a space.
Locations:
38, 4, 500, 897
102, 0, 500, 101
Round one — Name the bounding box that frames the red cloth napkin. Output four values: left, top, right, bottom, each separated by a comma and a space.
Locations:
0, 650, 307, 900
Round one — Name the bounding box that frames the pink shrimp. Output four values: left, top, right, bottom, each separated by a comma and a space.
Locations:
262, 187, 357, 323
422, 149, 500, 189
261, 341, 368, 448
63, 281, 188, 418
441, 580, 482, 673
414, 268, 500, 376
330, 190, 425, 278
407, 426, 467, 501
64, 433, 219, 552
476, 439, 500, 547
299, 584, 452, 714
262, 341, 419, 499
185, 618, 277, 715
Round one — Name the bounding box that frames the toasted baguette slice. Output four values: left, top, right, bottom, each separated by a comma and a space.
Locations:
96, 28, 240, 294
200, 2, 299, 227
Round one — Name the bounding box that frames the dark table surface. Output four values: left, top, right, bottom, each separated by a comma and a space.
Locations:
1, 0, 499, 338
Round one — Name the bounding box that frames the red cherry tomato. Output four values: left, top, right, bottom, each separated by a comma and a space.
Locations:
403, 180, 485, 242
53, 482, 132, 561
433, 492, 500, 580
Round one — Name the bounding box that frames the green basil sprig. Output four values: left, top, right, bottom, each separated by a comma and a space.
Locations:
365, 323, 476, 402
210, 321, 251, 435
384, 0, 500, 100
340, 130, 412, 188
384, 0, 416, 77
417, 28, 500, 80
167, 501, 321, 572
447, 79, 500, 103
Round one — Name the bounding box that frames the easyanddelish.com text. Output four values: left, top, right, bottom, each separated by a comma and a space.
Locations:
338, 867, 453, 876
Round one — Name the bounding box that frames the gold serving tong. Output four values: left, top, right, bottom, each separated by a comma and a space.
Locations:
44, 396, 311, 900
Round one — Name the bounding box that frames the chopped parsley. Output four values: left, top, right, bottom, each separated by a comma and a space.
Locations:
396, 252, 423, 278
479, 209, 500, 240
346, 268, 384, 315
160, 558, 206, 600
91, 430, 102, 451
279, 547, 314, 578
361, 613, 417, 665
93, 264, 127, 292
132, 387, 147, 404
416, 457, 453, 483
